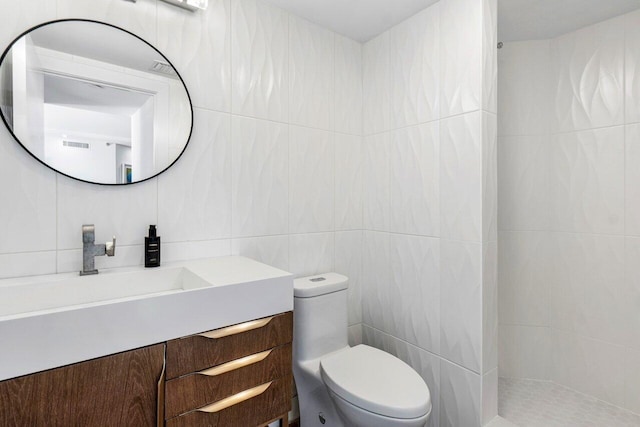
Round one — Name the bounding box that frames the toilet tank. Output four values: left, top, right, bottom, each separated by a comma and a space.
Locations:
293, 273, 349, 362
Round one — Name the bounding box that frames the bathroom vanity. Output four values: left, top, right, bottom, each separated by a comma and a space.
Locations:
0, 257, 293, 427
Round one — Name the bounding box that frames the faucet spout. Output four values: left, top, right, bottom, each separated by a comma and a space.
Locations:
80, 225, 116, 276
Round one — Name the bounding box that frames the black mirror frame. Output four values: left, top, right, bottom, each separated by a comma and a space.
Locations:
0, 18, 194, 186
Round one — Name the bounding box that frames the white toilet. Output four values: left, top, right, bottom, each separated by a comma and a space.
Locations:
293, 273, 431, 427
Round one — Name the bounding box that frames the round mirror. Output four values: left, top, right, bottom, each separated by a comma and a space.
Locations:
0, 19, 193, 185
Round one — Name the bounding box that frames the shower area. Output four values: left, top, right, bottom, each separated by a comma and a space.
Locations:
497, 6, 640, 427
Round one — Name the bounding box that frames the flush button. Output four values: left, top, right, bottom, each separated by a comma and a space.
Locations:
310, 277, 326, 282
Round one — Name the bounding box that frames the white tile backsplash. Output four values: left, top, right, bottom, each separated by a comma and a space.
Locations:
158, 109, 232, 243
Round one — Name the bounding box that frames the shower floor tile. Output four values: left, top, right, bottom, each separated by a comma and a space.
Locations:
499, 378, 640, 427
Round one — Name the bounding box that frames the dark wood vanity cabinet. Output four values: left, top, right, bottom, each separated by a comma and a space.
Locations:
0, 312, 293, 427
0, 344, 165, 427
163, 311, 293, 427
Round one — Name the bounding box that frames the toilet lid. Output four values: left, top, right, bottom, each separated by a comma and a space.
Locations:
320, 345, 431, 419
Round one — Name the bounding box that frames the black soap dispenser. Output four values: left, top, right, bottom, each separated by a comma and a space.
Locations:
145, 225, 161, 268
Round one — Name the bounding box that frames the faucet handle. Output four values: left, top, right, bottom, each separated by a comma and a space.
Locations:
106, 236, 116, 256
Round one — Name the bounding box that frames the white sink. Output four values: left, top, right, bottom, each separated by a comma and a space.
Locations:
0, 267, 213, 318
0, 256, 293, 381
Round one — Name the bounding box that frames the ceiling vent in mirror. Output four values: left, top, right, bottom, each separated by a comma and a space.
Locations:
159, 0, 208, 11
150, 60, 177, 76
63, 141, 90, 149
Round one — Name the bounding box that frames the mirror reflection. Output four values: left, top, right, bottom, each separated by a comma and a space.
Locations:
0, 20, 192, 185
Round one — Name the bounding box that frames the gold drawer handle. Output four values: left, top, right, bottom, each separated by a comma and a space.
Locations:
197, 349, 272, 377
195, 381, 272, 413
197, 316, 274, 339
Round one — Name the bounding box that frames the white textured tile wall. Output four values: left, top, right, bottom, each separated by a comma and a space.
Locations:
499, 9, 640, 416
362, 0, 498, 424
0, 0, 363, 322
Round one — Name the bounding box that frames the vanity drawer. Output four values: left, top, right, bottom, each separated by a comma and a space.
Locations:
165, 343, 292, 419
165, 375, 291, 427
166, 312, 292, 380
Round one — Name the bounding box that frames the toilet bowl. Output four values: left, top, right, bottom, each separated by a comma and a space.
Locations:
293, 273, 431, 427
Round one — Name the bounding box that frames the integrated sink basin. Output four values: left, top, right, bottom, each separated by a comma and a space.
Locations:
0, 267, 208, 318
0, 256, 293, 381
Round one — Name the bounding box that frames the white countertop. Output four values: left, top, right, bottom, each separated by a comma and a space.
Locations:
0, 256, 293, 381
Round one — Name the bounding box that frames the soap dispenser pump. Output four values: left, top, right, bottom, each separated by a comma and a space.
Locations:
145, 225, 161, 268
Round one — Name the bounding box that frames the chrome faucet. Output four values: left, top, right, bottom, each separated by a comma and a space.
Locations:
80, 224, 116, 276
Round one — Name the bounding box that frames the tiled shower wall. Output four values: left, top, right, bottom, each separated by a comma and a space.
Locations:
360, 0, 498, 425
0, 0, 364, 335
498, 9, 640, 415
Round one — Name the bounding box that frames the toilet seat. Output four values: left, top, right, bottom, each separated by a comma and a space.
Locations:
319, 345, 431, 419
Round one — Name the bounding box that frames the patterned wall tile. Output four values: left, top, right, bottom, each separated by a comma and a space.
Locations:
440, 239, 482, 373
363, 132, 390, 231
163, 239, 231, 263
363, 32, 391, 135
481, 0, 497, 114
440, 112, 482, 242
348, 323, 363, 346
498, 231, 550, 326
231, 235, 289, 272
389, 3, 439, 128
548, 233, 626, 346
335, 231, 363, 326
288, 15, 334, 130
57, 174, 158, 250
231, 0, 288, 122
157, 0, 230, 112
289, 126, 334, 233
362, 231, 390, 332
623, 237, 640, 352
482, 368, 498, 424
158, 109, 231, 242
0, 0, 55, 49
483, 240, 498, 373
440, 359, 481, 427
497, 41, 551, 137
498, 136, 550, 231
389, 233, 440, 354
57, 0, 156, 43
482, 112, 497, 242
550, 330, 626, 408
335, 134, 362, 231
499, 324, 550, 380
439, 0, 482, 118
231, 116, 288, 237
625, 347, 640, 414
549, 127, 624, 235
625, 124, 640, 236
626, 10, 640, 124
288, 232, 334, 278
0, 252, 56, 280
0, 125, 56, 255
390, 122, 439, 236
334, 35, 363, 135
551, 15, 624, 133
